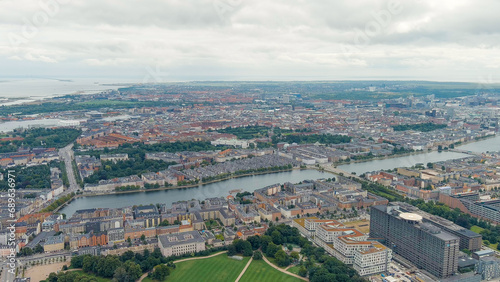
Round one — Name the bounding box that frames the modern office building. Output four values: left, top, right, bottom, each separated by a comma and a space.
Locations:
371, 203, 460, 278
395, 202, 482, 251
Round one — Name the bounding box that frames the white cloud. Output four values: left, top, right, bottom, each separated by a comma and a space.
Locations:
0, 0, 498, 81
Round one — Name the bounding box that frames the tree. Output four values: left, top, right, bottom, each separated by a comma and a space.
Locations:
150, 264, 170, 281
113, 267, 129, 282
159, 220, 170, 226
275, 250, 291, 267
34, 244, 44, 253
298, 266, 308, 277
71, 255, 89, 268
260, 235, 272, 253
242, 241, 253, 256
253, 250, 263, 260
227, 244, 237, 256
266, 243, 280, 258
271, 231, 283, 245
275, 216, 279, 222
47, 272, 58, 282
290, 251, 300, 260
124, 260, 142, 281
140, 234, 146, 244
247, 235, 261, 250
99, 256, 122, 278
82, 255, 95, 273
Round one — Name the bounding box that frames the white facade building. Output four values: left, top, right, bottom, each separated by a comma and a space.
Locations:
158, 231, 205, 257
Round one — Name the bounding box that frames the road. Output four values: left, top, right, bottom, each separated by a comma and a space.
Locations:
0, 260, 15, 282
59, 143, 80, 194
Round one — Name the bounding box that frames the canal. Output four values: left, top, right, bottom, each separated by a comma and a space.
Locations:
60, 135, 500, 217
60, 169, 334, 217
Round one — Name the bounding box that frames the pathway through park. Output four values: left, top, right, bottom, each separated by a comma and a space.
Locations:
261, 255, 309, 281
234, 257, 253, 282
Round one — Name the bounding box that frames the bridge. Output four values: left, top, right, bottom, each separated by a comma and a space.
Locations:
449, 148, 484, 157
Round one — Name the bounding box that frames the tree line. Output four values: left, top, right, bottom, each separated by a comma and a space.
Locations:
78, 141, 227, 157
84, 157, 176, 184
0, 128, 81, 153
392, 123, 447, 132
272, 134, 352, 145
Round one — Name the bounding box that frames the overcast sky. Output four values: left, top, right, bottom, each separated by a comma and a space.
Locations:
1, 0, 499, 82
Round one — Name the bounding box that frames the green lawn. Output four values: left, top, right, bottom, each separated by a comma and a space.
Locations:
471, 225, 485, 233
287, 265, 301, 275
239, 259, 302, 282
166, 254, 250, 282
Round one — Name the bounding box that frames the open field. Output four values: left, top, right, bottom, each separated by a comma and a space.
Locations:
344, 219, 370, 234
166, 254, 250, 282
471, 225, 485, 233
24, 261, 70, 282
287, 265, 301, 275
239, 259, 303, 282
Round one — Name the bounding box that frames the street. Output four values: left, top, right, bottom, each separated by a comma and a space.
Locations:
59, 143, 81, 194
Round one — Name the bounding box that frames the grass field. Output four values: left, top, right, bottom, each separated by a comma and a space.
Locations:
471, 225, 485, 233
287, 265, 301, 275
166, 254, 250, 282
239, 259, 302, 282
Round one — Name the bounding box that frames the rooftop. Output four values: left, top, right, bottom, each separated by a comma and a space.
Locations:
159, 231, 204, 248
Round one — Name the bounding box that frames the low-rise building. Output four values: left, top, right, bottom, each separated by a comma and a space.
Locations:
158, 231, 205, 257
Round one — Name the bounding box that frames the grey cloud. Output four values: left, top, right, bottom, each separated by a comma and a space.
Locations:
0, 0, 499, 81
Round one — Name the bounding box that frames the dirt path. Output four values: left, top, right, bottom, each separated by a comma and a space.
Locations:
262, 255, 308, 281
138, 251, 228, 281
24, 261, 70, 282
234, 257, 253, 282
